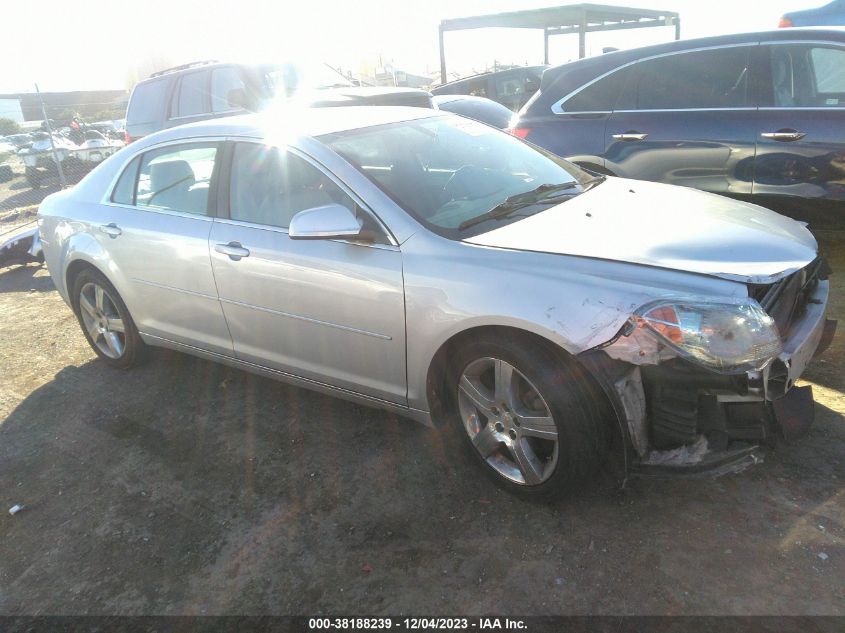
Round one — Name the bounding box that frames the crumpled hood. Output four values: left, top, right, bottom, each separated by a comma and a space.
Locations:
465, 177, 818, 283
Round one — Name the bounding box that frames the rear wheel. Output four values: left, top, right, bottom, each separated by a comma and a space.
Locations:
71, 268, 145, 369
450, 332, 610, 499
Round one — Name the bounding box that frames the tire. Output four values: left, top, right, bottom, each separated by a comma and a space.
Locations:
70, 267, 146, 369
448, 331, 611, 499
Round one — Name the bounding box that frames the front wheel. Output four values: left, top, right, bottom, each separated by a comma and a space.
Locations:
71, 268, 146, 369
450, 333, 610, 499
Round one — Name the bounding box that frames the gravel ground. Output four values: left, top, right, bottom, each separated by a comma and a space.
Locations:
0, 228, 843, 616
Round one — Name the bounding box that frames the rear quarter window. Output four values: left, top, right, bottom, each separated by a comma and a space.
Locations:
560, 68, 630, 112
126, 79, 169, 125
111, 156, 141, 205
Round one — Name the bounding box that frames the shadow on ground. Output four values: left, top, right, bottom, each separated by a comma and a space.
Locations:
0, 264, 53, 293
0, 347, 843, 615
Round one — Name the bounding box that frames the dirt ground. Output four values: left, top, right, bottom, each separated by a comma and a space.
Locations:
0, 226, 843, 616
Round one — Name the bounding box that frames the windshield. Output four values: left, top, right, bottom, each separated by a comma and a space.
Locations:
320, 115, 594, 238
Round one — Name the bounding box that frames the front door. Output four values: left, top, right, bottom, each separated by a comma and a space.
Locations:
209, 142, 407, 404
753, 42, 845, 227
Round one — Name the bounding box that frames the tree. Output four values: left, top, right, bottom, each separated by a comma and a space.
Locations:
0, 118, 21, 135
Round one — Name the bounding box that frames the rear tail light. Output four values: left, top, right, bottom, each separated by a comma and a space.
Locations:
506, 126, 531, 139
778, 17, 793, 27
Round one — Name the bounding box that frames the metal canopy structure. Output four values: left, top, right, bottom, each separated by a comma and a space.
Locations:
438, 3, 681, 83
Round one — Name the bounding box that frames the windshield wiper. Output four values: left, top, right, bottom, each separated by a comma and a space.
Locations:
504, 181, 580, 203
582, 175, 606, 191
457, 182, 580, 231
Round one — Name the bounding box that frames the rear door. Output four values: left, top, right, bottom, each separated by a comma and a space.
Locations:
533, 67, 628, 167
99, 141, 233, 355
209, 65, 250, 114
604, 45, 758, 197
753, 41, 845, 226
209, 141, 407, 404
165, 70, 212, 130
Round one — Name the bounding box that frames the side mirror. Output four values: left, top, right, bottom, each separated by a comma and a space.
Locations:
288, 203, 364, 240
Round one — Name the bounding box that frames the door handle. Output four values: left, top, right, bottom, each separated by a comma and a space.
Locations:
612, 132, 648, 141
761, 130, 806, 142
99, 223, 122, 238
214, 241, 250, 260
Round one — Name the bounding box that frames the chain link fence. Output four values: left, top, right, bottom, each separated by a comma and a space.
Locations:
1, 100, 126, 263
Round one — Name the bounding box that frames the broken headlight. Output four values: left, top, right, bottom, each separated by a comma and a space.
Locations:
635, 297, 782, 373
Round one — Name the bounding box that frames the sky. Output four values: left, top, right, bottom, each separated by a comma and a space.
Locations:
0, 0, 833, 94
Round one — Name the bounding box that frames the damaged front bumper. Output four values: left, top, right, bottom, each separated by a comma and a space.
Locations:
0, 226, 42, 268
580, 275, 836, 477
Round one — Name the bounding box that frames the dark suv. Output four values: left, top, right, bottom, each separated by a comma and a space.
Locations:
510, 28, 845, 226
125, 61, 434, 142
432, 65, 547, 111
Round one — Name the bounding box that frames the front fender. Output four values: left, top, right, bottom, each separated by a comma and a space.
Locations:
401, 232, 746, 412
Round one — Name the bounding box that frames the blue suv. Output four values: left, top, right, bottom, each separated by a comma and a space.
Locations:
780, 1, 845, 27
510, 28, 845, 227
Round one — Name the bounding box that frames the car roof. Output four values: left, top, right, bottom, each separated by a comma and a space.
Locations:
129, 106, 442, 148
135, 61, 259, 85
550, 27, 845, 71
539, 27, 845, 92
434, 65, 548, 89
432, 94, 512, 109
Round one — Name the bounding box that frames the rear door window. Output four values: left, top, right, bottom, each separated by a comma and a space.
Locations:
494, 75, 525, 101
211, 66, 246, 113
466, 78, 489, 98
171, 71, 209, 118
135, 143, 218, 215
617, 46, 751, 110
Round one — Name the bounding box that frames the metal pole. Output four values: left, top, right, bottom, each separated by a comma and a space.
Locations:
674, 17, 681, 40
439, 25, 447, 84
34, 83, 67, 188
543, 28, 550, 64
579, 11, 587, 58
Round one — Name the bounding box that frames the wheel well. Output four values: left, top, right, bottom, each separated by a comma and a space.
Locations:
65, 259, 99, 299
426, 325, 577, 426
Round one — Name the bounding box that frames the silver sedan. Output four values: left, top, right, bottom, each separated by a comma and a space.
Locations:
38, 107, 835, 498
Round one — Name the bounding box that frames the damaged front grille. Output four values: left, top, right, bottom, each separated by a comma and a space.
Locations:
748, 257, 830, 339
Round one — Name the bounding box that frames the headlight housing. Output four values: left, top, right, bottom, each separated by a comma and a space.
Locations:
635, 297, 782, 373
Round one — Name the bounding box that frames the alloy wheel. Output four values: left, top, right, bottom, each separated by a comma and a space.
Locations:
78, 281, 126, 359
457, 357, 559, 485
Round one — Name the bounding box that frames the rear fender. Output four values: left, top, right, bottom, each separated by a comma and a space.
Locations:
58, 229, 127, 308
